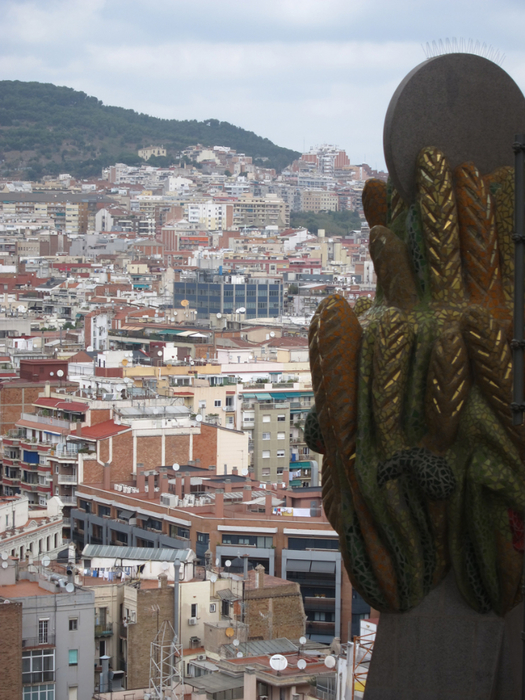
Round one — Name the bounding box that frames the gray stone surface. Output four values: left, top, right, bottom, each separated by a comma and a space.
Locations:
363, 571, 522, 699
383, 53, 525, 203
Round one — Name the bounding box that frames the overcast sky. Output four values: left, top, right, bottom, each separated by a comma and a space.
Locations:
1, 0, 525, 169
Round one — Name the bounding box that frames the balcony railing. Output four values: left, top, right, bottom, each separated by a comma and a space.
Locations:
58, 496, 77, 505
22, 634, 56, 648
57, 474, 78, 484
95, 623, 113, 637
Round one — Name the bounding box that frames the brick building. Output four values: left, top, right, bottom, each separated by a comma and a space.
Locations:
0, 598, 23, 700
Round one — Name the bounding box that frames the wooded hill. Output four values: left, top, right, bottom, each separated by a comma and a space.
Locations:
0, 80, 300, 180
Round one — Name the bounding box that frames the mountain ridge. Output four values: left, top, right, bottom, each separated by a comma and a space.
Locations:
0, 80, 300, 180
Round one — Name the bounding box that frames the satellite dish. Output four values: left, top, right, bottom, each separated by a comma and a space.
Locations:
215, 557, 220, 566
233, 639, 240, 647
87, 346, 93, 352
324, 655, 336, 669
162, 561, 170, 571
189, 359, 195, 365
225, 627, 235, 638
1, 561, 7, 569
122, 359, 128, 366
225, 560, 232, 567
65, 582, 75, 593
157, 351, 163, 356
1, 552, 8, 561
196, 415, 202, 422
236, 651, 243, 658
269, 654, 288, 671
299, 636, 307, 645
209, 573, 218, 583
57, 369, 64, 377
236, 307, 246, 314
181, 300, 189, 307
42, 555, 51, 567
270, 332, 275, 337
216, 313, 222, 319
49, 372, 54, 377
173, 311, 178, 316
172, 463, 180, 471
241, 469, 249, 476
297, 659, 307, 671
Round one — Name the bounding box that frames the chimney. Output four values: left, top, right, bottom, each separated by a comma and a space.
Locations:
44, 381, 51, 398
160, 470, 169, 494
242, 485, 252, 501
215, 490, 224, 518
256, 564, 265, 589
224, 478, 232, 493
76, 422, 82, 437
175, 474, 183, 498
265, 492, 273, 515
158, 572, 168, 589
242, 554, 249, 581
232, 467, 238, 476
147, 472, 156, 500
137, 465, 146, 493
310, 460, 319, 488
184, 472, 192, 495
103, 462, 111, 491
282, 468, 290, 488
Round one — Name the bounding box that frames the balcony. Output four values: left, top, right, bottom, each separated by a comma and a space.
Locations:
57, 474, 78, 484
95, 623, 113, 637
20, 480, 39, 492
20, 412, 75, 430
58, 496, 77, 505
22, 634, 56, 648
62, 518, 71, 526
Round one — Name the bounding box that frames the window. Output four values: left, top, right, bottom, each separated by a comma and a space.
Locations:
191, 603, 198, 618
225, 396, 234, 407
38, 619, 49, 644
262, 468, 270, 476
302, 447, 310, 455
68, 649, 78, 666
262, 451, 270, 459
262, 415, 271, 423
23, 649, 55, 684
23, 686, 55, 700
277, 414, 286, 422
262, 432, 271, 440
199, 400, 206, 409
69, 618, 78, 631
214, 400, 222, 407
277, 432, 286, 440
277, 450, 286, 458
98, 505, 110, 517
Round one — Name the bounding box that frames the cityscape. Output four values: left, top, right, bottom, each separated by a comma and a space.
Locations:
0, 139, 380, 700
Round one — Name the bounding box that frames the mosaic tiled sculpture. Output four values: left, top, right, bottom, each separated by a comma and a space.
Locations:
306, 148, 525, 616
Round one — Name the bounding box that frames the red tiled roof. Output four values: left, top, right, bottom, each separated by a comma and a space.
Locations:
33, 398, 88, 412
67, 351, 94, 363
73, 420, 130, 440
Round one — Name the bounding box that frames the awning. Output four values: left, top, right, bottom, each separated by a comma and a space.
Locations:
286, 559, 311, 572
311, 560, 336, 574
118, 509, 135, 520
216, 589, 241, 601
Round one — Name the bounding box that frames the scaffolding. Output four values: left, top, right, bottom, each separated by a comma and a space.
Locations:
351, 630, 375, 699
148, 620, 183, 700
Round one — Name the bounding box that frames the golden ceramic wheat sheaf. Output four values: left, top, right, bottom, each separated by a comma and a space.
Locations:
417, 147, 463, 304
425, 330, 470, 450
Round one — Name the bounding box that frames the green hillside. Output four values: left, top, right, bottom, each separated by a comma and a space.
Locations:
0, 80, 300, 180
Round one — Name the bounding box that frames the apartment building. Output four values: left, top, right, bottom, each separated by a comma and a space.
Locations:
0, 495, 64, 561
300, 189, 339, 213
138, 145, 166, 160
232, 195, 289, 230
251, 401, 290, 483
186, 200, 234, 231
0, 559, 95, 700
70, 469, 356, 644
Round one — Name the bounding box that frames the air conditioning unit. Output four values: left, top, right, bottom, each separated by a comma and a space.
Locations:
209, 603, 217, 613
259, 696, 269, 700
128, 610, 136, 623
160, 493, 178, 507
188, 617, 197, 626
197, 654, 206, 661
